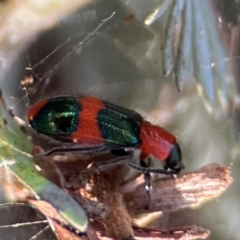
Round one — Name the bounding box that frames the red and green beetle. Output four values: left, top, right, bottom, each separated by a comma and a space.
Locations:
28, 96, 183, 196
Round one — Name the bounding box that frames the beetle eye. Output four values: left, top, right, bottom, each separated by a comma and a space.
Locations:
164, 143, 182, 173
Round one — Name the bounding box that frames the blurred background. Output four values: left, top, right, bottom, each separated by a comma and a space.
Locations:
0, 0, 240, 239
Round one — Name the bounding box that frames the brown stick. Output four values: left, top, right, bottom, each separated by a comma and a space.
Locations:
123, 163, 232, 214
30, 163, 232, 240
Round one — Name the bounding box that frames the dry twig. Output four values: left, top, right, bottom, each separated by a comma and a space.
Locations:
32, 162, 231, 240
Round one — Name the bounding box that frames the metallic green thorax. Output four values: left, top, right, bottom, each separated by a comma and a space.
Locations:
30, 97, 81, 135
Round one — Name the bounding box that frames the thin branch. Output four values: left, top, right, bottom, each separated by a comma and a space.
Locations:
30, 163, 232, 240
122, 163, 232, 214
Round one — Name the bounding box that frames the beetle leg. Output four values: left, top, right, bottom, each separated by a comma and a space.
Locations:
80, 150, 133, 175
140, 159, 152, 209
37, 145, 109, 157
127, 162, 177, 175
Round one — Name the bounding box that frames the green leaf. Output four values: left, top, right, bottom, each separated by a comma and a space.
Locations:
0, 103, 88, 234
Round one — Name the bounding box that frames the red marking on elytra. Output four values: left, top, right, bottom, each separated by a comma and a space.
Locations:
139, 120, 176, 161
71, 97, 105, 144
28, 99, 48, 121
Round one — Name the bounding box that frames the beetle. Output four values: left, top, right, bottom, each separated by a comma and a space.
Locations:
28, 96, 183, 198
